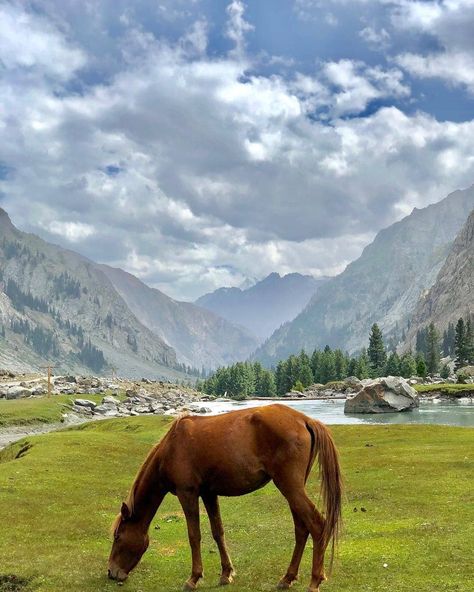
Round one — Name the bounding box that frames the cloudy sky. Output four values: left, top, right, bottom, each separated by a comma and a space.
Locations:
1, 0, 474, 300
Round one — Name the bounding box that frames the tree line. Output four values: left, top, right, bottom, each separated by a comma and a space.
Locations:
200, 317, 473, 399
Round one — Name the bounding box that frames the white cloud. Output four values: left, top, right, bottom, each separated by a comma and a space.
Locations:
46, 221, 96, 242
396, 50, 474, 93
391, 0, 474, 93
322, 59, 409, 116
225, 0, 254, 58
359, 26, 390, 50
1, 1, 474, 299
0, 3, 86, 80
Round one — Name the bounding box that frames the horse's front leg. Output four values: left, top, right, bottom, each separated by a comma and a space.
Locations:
202, 494, 235, 585
178, 490, 203, 590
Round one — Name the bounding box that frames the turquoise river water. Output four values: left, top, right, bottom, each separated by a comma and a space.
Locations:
204, 398, 474, 427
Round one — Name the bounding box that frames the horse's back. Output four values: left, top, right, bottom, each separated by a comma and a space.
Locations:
160, 405, 313, 496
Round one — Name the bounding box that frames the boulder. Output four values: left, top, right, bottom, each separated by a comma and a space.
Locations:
344, 376, 363, 390
74, 399, 97, 410
102, 395, 120, 405
456, 365, 474, 377
94, 404, 119, 416
344, 377, 419, 414
6, 386, 32, 399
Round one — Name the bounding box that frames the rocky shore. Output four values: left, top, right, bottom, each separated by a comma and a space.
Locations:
0, 372, 211, 419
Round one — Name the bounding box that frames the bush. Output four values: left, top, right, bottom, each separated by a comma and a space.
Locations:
440, 364, 450, 379
292, 380, 305, 392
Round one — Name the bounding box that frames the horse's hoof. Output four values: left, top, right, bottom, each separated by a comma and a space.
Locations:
277, 582, 290, 590
219, 574, 234, 585
183, 581, 197, 591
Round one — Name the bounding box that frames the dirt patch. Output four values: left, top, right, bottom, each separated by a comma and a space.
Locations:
0, 575, 32, 592
14, 442, 32, 460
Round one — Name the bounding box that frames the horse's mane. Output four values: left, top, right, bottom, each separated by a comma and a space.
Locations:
111, 413, 189, 536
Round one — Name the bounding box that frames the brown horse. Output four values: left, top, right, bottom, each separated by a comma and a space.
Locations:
108, 403, 342, 591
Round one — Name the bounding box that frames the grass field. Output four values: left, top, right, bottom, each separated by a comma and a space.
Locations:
0, 394, 109, 428
414, 383, 474, 396
0, 417, 473, 592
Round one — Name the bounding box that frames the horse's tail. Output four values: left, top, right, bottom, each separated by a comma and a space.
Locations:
306, 419, 343, 572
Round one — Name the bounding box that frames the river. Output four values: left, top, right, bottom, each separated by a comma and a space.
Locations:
203, 398, 474, 428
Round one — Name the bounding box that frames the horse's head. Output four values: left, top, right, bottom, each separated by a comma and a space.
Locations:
108, 502, 149, 582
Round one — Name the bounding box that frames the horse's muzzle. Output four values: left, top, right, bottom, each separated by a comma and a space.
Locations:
108, 566, 128, 582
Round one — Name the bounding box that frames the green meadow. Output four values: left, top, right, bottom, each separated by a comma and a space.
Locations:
0, 417, 473, 592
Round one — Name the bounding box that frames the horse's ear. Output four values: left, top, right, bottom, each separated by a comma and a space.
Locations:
121, 502, 131, 521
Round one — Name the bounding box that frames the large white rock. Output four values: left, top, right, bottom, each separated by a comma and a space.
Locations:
344, 376, 419, 414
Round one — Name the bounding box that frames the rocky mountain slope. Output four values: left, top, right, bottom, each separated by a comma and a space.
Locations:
406, 208, 474, 342
254, 186, 474, 364
0, 208, 181, 378
100, 265, 258, 369
195, 272, 325, 342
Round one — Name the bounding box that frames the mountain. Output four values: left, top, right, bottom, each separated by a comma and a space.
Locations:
0, 208, 256, 376
406, 208, 474, 342
0, 208, 179, 378
195, 272, 326, 342
254, 186, 474, 365
100, 265, 258, 370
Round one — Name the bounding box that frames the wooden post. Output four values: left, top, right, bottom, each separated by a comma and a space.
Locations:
40, 365, 56, 397
47, 365, 52, 397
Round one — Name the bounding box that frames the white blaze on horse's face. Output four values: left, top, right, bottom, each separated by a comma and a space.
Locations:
108, 502, 149, 581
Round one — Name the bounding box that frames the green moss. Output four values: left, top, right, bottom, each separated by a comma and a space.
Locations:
0, 419, 473, 592
414, 383, 474, 396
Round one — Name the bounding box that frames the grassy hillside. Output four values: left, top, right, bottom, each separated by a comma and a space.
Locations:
0, 418, 473, 592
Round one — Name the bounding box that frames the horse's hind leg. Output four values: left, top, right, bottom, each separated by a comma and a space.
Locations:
287, 491, 326, 592
277, 509, 309, 589
178, 490, 203, 590
202, 494, 235, 585
275, 477, 326, 592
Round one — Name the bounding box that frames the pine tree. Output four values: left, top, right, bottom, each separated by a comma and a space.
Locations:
356, 350, 370, 379
442, 323, 456, 356
416, 353, 427, 378
297, 350, 314, 387
367, 323, 387, 377
440, 364, 450, 379
385, 352, 401, 376
319, 346, 336, 384
465, 318, 474, 365
425, 323, 440, 374
347, 356, 358, 377
400, 351, 416, 378
334, 349, 347, 380
454, 318, 467, 370
310, 350, 322, 383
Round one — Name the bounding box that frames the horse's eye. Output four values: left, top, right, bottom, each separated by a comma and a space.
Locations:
114, 531, 120, 541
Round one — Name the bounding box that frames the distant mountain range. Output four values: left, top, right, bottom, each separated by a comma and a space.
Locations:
254, 186, 474, 365
2, 184, 473, 377
195, 272, 326, 342
406, 207, 474, 344
100, 265, 257, 370
0, 208, 257, 377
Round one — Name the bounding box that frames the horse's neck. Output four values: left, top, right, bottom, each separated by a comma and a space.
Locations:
132, 447, 167, 530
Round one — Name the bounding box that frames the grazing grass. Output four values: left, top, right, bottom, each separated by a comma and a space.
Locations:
414, 383, 474, 396
0, 417, 473, 592
0, 395, 109, 428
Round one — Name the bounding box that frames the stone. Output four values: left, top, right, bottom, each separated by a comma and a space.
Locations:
344, 376, 363, 390
456, 365, 474, 377
102, 395, 120, 405
94, 404, 119, 416
74, 399, 97, 410
344, 377, 419, 414
6, 386, 32, 399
